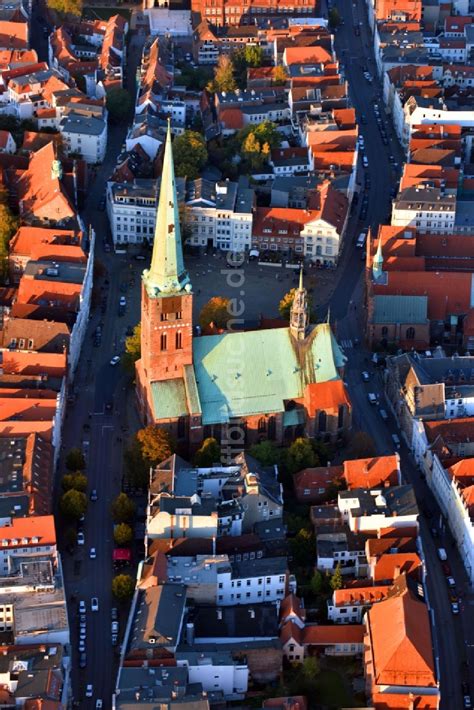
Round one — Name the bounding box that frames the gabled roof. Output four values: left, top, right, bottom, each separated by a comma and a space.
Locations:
372, 552, 422, 583
343, 455, 400, 489
367, 587, 436, 687
304, 379, 351, 412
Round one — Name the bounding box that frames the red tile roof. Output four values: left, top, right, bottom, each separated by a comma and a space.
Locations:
302, 624, 364, 645
366, 588, 437, 688
0, 515, 56, 547
333, 585, 390, 606
372, 553, 422, 583
218, 107, 244, 130
283, 46, 333, 66
293, 464, 344, 502
305, 380, 351, 414
343, 455, 400, 489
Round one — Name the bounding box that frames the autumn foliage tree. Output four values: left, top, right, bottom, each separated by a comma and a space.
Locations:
207, 55, 237, 93
111, 493, 136, 524
112, 574, 135, 601
199, 297, 231, 331
273, 65, 288, 85
114, 523, 133, 547
136, 426, 174, 467
46, 0, 82, 17
173, 130, 208, 180
194, 438, 221, 467
0, 187, 18, 283
60, 489, 87, 520
122, 323, 141, 374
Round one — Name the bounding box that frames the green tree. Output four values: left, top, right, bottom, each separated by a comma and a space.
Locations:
249, 440, 281, 466
0, 189, 18, 283
112, 574, 135, 601
329, 7, 341, 28
289, 527, 314, 567
62, 472, 88, 492
278, 288, 313, 320
136, 426, 174, 466
273, 65, 288, 85
199, 296, 231, 330
194, 437, 221, 467
207, 54, 237, 93
285, 437, 317, 475
301, 655, 320, 680
114, 522, 133, 546
238, 120, 281, 150
245, 45, 263, 68
242, 131, 264, 170
65, 447, 85, 471
60, 489, 87, 520
111, 492, 136, 524
106, 88, 133, 124
173, 130, 208, 180
330, 562, 343, 591
309, 569, 323, 595
46, 0, 82, 17
347, 431, 377, 459
122, 323, 141, 374
124, 438, 149, 490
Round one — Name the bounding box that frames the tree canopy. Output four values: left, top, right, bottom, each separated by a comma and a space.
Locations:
111, 492, 136, 524
207, 55, 237, 93
285, 437, 317, 474
0, 188, 18, 283
173, 130, 208, 180
273, 65, 288, 85
60, 489, 87, 520
136, 425, 174, 466
114, 522, 133, 547
106, 88, 133, 124
236, 121, 280, 171
330, 562, 343, 591
122, 323, 141, 374
62, 472, 88, 493
46, 0, 82, 17
244, 45, 263, 68
329, 7, 341, 28
194, 438, 221, 467
198, 297, 231, 331
249, 440, 281, 466
112, 574, 135, 601
65, 447, 86, 471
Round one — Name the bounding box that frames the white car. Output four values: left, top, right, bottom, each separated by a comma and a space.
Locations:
96, 701, 103, 709
110, 356, 120, 366
447, 576, 456, 588
451, 602, 460, 614
77, 531, 85, 545
91, 597, 99, 612
79, 629, 86, 641
79, 600, 86, 614
119, 296, 126, 307
361, 371, 370, 382
362, 156, 369, 168
85, 684, 93, 698
89, 547, 96, 560
368, 393, 377, 405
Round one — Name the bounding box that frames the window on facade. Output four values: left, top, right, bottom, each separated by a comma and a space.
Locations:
406, 327, 415, 340
160, 334, 167, 351
257, 417, 266, 433
177, 416, 186, 439
337, 404, 345, 429
381, 326, 388, 337
176, 332, 182, 350
318, 410, 327, 433
160, 313, 168, 321
267, 416, 276, 440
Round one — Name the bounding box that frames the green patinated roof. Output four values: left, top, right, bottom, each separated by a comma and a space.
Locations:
143, 122, 190, 297
283, 409, 305, 427
151, 379, 189, 420
183, 363, 201, 415
373, 295, 428, 325
191, 323, 346, 426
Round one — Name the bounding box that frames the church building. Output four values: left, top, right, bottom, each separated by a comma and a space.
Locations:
136, 125, 352, 449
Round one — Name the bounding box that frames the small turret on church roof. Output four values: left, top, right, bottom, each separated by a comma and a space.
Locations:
372, 235, 384, 282
290, 267, 309, 341
143, 121, 191, 297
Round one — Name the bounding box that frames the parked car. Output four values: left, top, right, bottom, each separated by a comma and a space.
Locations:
451, 602, 460, 614
368, 393, 377, 405
90, 547, 96, 560
77, 531, 85, 545
442, 562, 452, 576
463, 696, 472, 709
90, 489, 98, 501
391, 433, 401, 450
79, 600, 86, 614
361, 371, 370, 382
86, 685, 93, 698
96, 701, 103, 709
79, 653, 87, 669
119, 296, 126, 307
379, 409, 388, 421
78, 640, 86, 653
111, 607, 118, 621
447, 576, 456, 588
112, 633, 118, 646
111, 620, 119, 634
110, 356, 120, 366
91, 597, 99, 612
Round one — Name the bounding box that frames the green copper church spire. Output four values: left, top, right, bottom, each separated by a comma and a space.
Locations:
143, 121, 191, 296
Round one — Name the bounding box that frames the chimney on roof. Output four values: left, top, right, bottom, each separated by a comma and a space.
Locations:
394, 565, 401, 579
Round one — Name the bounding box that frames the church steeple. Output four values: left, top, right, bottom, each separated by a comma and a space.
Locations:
372, 236, 384, 281
143, 121, 191, 296
290, 267, 309, 341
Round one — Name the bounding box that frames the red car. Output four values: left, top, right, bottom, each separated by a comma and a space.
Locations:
442, 562, 452, 576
